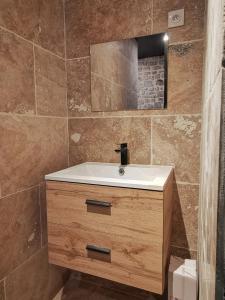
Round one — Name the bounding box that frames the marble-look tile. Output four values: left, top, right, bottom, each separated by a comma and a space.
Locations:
152, 116, 201, 183
168, 41, 203, 114
0, 0, 39, 41
65, 0, 153, 59
35, 47, 67, 117
153, 0, 205, 43
0, 0, 65, 57
199, 72, 222, 299
0, 280, 5, 300
0, 188, 41, 280
0, 28, 35, 114
69, 117, 151, 165
0, 115, 68, 196
5, 248, 49, 300
67, 58, 91, 116
5, 247, 69, 300
203, 0, 223, 98
171, 183, 199, 251
35, 0, 65, 58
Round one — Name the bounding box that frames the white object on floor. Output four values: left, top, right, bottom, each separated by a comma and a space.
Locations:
168, 256, 197, 300
53, 288, 63, 300
45, 162, 173, 191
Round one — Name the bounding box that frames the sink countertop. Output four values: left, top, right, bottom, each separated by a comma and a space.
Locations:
45, 162, 173, 191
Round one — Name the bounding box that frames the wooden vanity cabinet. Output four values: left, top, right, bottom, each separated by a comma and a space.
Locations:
46, 173, 173, 294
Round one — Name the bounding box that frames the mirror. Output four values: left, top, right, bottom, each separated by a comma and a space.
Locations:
90, 33, 168, 112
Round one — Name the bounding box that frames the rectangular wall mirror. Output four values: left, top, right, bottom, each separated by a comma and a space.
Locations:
90, 32, 168, 112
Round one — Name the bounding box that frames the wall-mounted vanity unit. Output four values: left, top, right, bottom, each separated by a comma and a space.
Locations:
45, 163, 173, 295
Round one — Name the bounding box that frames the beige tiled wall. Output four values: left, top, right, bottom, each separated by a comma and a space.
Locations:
198, 0, 224, 299
0, 1, 208, 298
0, 0, 69, 299
66, 0, 205, 260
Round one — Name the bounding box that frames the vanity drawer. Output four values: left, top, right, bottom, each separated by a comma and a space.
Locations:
48, 221, 163, 293
46, 181, 164, 244
46, 180, 172, 294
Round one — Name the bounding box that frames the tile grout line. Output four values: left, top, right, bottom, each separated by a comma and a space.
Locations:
6, 246, 48, 278
38, 183, 43, 248
0, 112, 202, 119
66, 55, 90, 61
63, 0, 70, 167
0, 25, 65, 61
67, 113, 202, 119
151, 0, 154, 34
66, 115, 70, 167
33, 44, 38, 115
0, 111, 68, 119
34, 43, 65, 61
63, 40, 204, 61
0, 184, 40, 200
63, 0, 67, 61
169, 38, 204, 46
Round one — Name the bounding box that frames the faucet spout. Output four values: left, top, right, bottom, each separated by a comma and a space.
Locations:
114, 143, 129, 166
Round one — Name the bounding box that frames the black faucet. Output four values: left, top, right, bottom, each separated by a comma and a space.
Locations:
114, 143, 129, 166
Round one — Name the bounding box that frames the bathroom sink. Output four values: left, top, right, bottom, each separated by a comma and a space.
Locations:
45, 162, 173, 191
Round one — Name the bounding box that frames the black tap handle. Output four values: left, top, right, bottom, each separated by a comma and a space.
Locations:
121, 143, 127, 148
115, 143, 127, 153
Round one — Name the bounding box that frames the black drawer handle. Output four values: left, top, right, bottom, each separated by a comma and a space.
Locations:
85, 199, 112, 207
86, 244, 111, 255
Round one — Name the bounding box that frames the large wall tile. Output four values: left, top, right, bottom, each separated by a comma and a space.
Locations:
5, 248, 69, 300
35, 47, 67, 117
168, 41, 203, 114
203, 0, 223, 99
0, 188, 41, 279
0, 115, 68, 196
67, 58, 91, 116
199, 71, 222, 299
0, 0, 65, 57
0, 29, 35, 114
171, 183, 199, 251
153, 0, 205, 43
69, 117, 151, 165
65, 0, 153, 59
5, 248, 49, 300
152, 116, 201, 183
35, 0, 65, 58
0, 0, 39, 41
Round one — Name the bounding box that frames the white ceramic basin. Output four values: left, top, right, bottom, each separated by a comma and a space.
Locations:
45, 162, 173, 191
